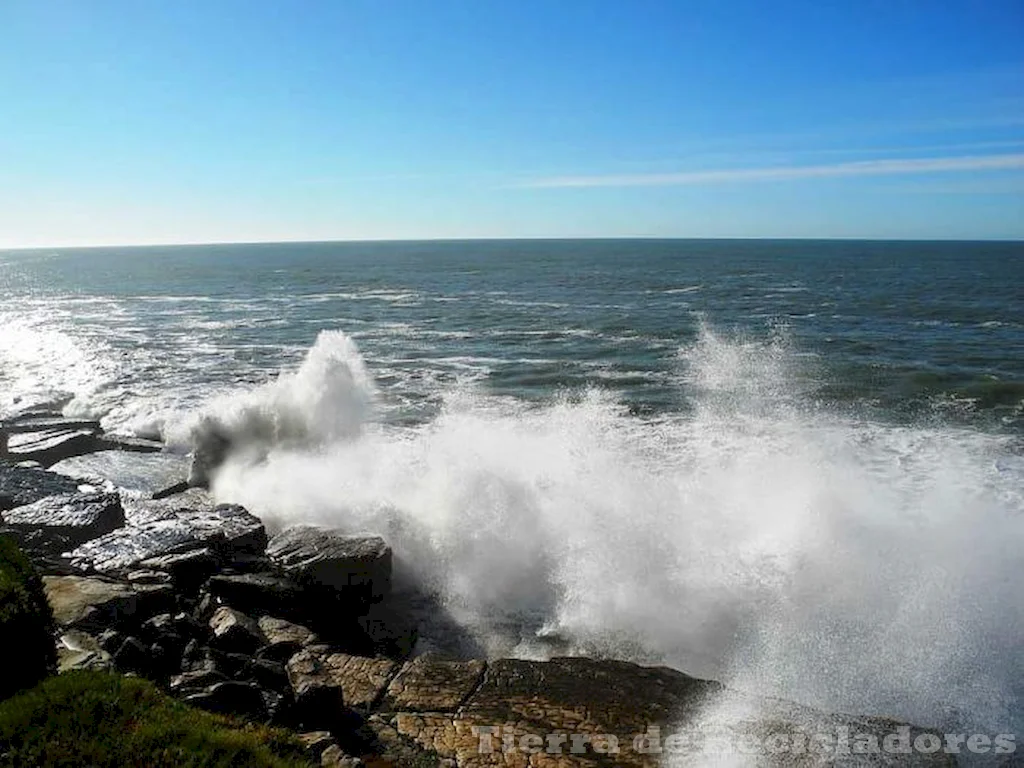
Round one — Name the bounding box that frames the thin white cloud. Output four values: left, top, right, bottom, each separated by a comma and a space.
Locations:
522, 153, 1024, 189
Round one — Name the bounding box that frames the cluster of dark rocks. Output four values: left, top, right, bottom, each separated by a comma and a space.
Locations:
1, 461, 964, 768
1, 463, 401, 765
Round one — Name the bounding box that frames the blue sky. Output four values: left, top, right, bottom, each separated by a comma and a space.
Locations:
1, 0, 1022, 246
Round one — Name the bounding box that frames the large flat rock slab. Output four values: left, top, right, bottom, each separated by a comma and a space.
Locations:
66, 503, 266, 575
1, 492, 124, 550
374, 657, 956, 768
0, 464, 80, 511
466, 657, 714, 732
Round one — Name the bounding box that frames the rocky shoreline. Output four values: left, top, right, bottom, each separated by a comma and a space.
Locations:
0, 449, 960, 767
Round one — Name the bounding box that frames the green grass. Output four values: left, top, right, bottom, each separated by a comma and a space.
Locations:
0, 671, 314, 767
0, 533, 56, 699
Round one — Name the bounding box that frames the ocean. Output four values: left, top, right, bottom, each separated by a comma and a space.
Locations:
1, 239, 1022, 735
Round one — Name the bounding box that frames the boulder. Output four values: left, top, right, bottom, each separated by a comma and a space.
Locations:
256, 615, 319, 663
0, 464, 80, 511
205, 572, 375, 651
208, 606, 266, 654
258, 615, 318, 647
0, 492, 124, 551
43, 575, 174, 630
268, 526, 391, 608
66, 503, 266, 575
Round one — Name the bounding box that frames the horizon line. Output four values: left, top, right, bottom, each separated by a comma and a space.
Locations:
3, 234, 1024, 252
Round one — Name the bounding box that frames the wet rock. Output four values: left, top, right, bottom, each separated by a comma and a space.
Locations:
43, 575, 174, 630
184, 681, 268, 721
268, 526, 391, 608
208, 606, 266, 654
383, 655, 485, 713
0, 464, 80, 511
0, 492, 124, 551
67, 503, 266, 575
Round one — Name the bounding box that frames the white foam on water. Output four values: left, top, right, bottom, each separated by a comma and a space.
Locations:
195, 326, 1023, 736
0, 308, 122, 419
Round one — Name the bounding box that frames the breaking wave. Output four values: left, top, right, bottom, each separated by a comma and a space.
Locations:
200, 327, 1022, 735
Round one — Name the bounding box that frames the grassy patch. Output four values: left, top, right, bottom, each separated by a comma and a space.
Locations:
0, 533, 56, 698
0, 671, 313, 767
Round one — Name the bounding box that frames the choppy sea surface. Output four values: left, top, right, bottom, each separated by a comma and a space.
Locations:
1, 239, 1022, 736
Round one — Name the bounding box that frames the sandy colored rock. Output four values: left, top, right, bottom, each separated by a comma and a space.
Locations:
208, 605, 266, 654
384, 655, 486, 713
43, 575, 172, 628
258, 615, 318, 646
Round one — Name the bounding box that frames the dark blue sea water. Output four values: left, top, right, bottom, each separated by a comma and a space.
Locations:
2, 239, 1022, 432
1, 239, 1022, 736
